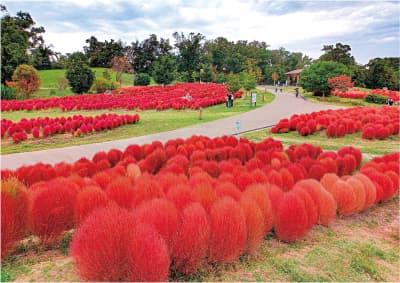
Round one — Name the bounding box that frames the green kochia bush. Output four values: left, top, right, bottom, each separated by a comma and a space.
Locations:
364, 94, 387, 104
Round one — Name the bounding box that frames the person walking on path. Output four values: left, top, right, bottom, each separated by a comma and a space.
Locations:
295, 87, 299, 98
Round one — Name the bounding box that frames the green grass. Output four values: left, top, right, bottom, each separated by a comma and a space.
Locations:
1, 90, 274, 154
31, 68, 135, 98
244, 129, 399, 156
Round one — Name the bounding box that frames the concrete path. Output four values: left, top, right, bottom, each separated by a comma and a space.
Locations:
2, 86, 343, 170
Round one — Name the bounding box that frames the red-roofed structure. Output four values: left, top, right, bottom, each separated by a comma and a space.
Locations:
285, 69, 303, 85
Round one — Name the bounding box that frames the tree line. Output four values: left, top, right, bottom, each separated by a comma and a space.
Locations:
2, 6, 399, 96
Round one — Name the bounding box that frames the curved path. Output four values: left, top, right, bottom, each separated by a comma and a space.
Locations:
2, 86, 343, 170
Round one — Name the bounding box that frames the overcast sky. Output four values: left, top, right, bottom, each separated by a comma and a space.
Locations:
3, 0, 399, 64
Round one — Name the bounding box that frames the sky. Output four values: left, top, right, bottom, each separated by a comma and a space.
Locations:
3, 0, 400, 64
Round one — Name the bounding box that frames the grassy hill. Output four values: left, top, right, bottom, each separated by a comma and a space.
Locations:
34, 68, 136, 98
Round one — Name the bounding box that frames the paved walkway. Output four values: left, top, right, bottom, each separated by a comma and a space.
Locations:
2, 86, 343, 170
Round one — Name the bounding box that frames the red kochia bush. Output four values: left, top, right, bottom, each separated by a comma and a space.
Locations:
74, 186, 109, 225
1, 178, 29, 259
127, 223, 170, 282
132, 174, 164, 207
240, 195, 265, 255
294, 179, 336, 226
275, 192, 309, 242
29, 178, 79, 244
208, 197, 247, 263
353, 173, 376, 210
242, 184, 274, 235
135, 198, 179, 251
172, 203, 210, 275
105, 177, 135, 209
71, 207, 136, 281
329, 180, 357, 216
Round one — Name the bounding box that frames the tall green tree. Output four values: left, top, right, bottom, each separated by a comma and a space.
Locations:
66, 52, 94, 94
1, 6, 45, 83
365, 58, 398, 90
319, 43, 355, 66
152, 55, 176, 85
127, 34, 172, 74
240, 71, 257, 94
173, 32, 205, 81
226, 72, 241, 93
299, 61, 352, 96
83, 36, 124, 67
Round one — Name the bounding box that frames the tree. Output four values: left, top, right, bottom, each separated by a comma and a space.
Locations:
173, 32, 205, 81
12, 64, 40, 98
240, 71, 257, 94
83, 36, 125, 67
271, 72, 278, 84
111, 56, 131, 84
65, 52, 94, 94
319, 43, 355, 66
31, 44, 56, 70
152, 55, 176, 85
365, 58, 399, 90
226, 73, 241, 94
1, 6, 45, 83
134, 73, 151, 86
299, 61, 351, 96
327, 75, 354, 92
126, 34, 172, 74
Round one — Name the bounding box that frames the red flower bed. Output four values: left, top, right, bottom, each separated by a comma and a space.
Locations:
1, 135, 398, 280
271, 106, 399, 140
332, 88, 400, 102
1, 113, 140, 143
1, 83, 242, 112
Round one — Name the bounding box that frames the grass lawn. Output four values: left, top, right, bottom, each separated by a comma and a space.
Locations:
2, 196, 398, 282
243, 128, 399, 157
1, 90, 274, 154
32, 68, 135, 98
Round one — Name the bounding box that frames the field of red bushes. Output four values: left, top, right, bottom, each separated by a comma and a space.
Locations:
2, 135, 399, 281
271, 106, 399, 139
1, 113, 140, 143
1, 83, 242, 112
332, 88, 400, 102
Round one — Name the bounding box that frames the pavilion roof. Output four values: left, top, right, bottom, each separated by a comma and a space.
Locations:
285, 69, 303, 75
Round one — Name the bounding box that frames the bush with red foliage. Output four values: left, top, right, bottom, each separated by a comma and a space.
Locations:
105, 177, 135, 209
208, 197, 247, 263
74, 186, 109, 225
294, 179, 336, 226
71, 207, 136, 281
240, 195, 265, 255
131, 173, 164, 207
171, 203, 210, 275
126, 223, 170, 282
29, 178, 79, 244
1, 178, 29, 259
275, 191, 309, 242
329, 180, 357, 216
242, 184, 274, 235
328, 75, 354, 92
134, 198, 179, 251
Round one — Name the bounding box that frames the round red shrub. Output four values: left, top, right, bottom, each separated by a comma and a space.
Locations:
106, 177, 134, 209
166, 184, 195, 211
362, 126, 375, 140
294, 179, 336, 226
208, 197, 247, 263
240, 195, 265, 255
264, 183, 284, 221
320, 173, 340, 192
1, 178, 29, 259
135, 198, 179, 251
242, 184, 274, 235
74, 186, 109, 225
353, 173, 376, 210
215, 181, 242, 201
308, 163, 327, 180
346, 177, 366, 213
275, 191, 309, 242
330, 180, 357, 216
29, 178, 79, 243
171, 203, 210, 275
192, 182, 218, 213
131, 173, 164, 207
70, 207, 136, 281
